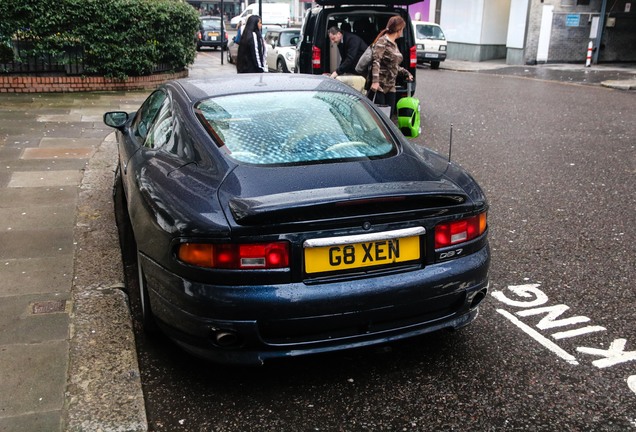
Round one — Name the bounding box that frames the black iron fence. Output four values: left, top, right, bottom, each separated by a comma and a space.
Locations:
0, 37, 84, 75
0, 36, 174, 76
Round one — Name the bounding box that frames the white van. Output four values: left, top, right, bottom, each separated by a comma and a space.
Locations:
231, 3, 290, 28
412, 21, 447, 69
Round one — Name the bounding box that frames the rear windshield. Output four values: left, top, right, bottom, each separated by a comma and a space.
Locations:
201, 19, 222, 31
195, 91, 397, 165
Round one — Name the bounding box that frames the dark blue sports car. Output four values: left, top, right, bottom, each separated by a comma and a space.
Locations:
104, 74, 490, 365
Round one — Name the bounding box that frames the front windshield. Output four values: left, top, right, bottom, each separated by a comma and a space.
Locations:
416, 24, 445, 40
195, 91, 397, 165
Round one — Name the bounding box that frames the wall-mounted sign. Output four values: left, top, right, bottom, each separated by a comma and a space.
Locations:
566, 14, 580, 27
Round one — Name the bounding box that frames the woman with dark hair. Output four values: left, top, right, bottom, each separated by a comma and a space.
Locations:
368, 16, 414, 117
236, 15, 267, 73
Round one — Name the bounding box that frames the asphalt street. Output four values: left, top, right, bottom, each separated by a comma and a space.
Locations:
0, 49, 634, 431
134, 52, 636, 431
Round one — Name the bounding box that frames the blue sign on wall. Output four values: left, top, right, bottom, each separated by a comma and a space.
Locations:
566, 14, 580, 27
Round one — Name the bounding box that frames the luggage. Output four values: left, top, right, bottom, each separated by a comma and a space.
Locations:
396, 82, 420, 138
336, 75, 367, 93
372, 93, 392, 118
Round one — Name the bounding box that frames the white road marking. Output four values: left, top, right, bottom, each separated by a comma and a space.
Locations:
496, 308, 579, 365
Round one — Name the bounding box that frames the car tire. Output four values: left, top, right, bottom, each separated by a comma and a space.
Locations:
113, 164, 158, 336
430, 61, 440, 70
227, 49, 232, 64
113, 164, 136, 265
277, 58, 288, 73
135, 250, 158, 336
196, 43, 202, 52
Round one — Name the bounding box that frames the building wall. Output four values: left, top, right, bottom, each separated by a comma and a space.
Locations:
441, 0, 510, 61
524, 0, 636, 64
410, 1, 431, 22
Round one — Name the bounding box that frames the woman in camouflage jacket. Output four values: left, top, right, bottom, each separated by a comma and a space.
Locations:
368, 16, 414, 117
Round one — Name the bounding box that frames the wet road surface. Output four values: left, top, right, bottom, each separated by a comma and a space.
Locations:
132, 64, 636, 431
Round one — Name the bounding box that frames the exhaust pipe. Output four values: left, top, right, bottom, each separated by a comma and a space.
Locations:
212, 330, 242, 348
470, 289, 488, 309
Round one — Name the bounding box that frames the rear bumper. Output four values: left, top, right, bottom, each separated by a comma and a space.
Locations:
197, 40, 228, 49
141, 245, 490, 365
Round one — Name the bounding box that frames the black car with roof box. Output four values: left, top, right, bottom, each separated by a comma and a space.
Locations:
296, 0, 419, 100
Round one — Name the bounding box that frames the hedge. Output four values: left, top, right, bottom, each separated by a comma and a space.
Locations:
0, 0, 200, 79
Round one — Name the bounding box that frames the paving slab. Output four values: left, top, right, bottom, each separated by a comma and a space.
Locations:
7, 170, 83, 188
0, 187, 77, 208
39, 137, 102, 148
0, 203, 76, 230
0, 229, 74, 260
21, 147, 94, 159
0, 294, 70, 345
0, 341, 68, 417
0, 256, 74, 297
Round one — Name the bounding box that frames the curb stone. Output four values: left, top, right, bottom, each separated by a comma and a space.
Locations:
64, 133, 147, 431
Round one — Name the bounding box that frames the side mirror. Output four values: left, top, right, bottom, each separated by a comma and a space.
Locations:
103, 111, 129, 129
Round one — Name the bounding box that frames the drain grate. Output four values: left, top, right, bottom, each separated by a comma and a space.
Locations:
31, 300, 67, 315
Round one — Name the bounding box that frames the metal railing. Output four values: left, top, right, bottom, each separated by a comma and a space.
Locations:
0, 36, 175, 76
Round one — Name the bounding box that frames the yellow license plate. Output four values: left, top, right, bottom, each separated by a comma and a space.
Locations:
304, 235, 420, 274
208, 32, 219, 37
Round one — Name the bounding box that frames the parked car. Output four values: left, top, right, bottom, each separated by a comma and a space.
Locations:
413, 21, 447, 69
265, 28, 301, 72
103, 74, 490, 365
227, 25, 285, 66
296, 0, 419, 99
196, 17, 228, 51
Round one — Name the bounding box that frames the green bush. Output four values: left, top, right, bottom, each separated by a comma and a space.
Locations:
0, 0, 200, 78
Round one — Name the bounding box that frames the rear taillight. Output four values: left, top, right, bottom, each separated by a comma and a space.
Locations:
178, 242, 290, 269
312, 46, 321, 69
409, 45, 417, 68
198, 32, 202, 40
435, 213, 487, 249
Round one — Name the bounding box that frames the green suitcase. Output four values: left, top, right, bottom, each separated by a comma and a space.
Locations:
396, 83, 420, 138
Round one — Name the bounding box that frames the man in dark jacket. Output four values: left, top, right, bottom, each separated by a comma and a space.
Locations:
327, 26, 368, 79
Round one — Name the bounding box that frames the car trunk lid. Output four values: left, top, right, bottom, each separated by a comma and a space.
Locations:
217, 156, 474, 229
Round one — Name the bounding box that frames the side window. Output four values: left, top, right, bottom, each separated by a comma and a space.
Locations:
131, 91, 167, 142
143, 97, 173, 149
266, 31, 277, 45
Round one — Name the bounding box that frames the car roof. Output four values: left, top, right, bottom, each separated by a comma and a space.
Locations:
316, 0, 421, 5
174, 74, 360, 102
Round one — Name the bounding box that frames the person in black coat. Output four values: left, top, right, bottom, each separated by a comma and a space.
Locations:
237, 15, 267, 73
327, 26, 368, 79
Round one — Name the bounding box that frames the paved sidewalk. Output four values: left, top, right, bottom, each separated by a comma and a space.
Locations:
439, 58, 636, 89
0, 50, 632, 432
0, 51, 234, 432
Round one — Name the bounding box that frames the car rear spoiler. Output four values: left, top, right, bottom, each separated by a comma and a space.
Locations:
228, 181, 470, 225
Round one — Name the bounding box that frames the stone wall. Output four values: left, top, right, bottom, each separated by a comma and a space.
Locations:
0, 70, 188, 93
